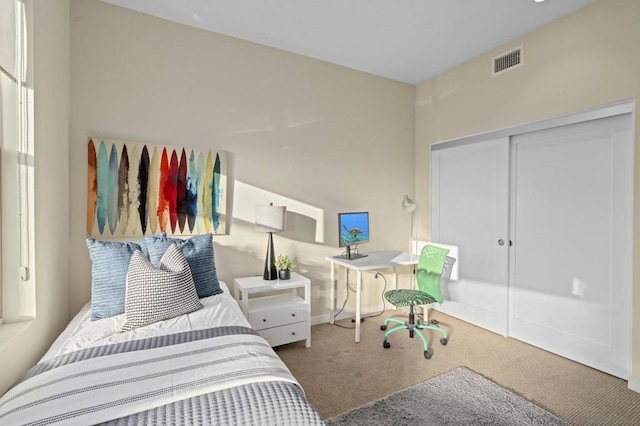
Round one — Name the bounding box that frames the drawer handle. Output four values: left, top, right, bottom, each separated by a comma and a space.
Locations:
291, 313, 296, 317
262, 318, 267, 322
291, 332, 296, 336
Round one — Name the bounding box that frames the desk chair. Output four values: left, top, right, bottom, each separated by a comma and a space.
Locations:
381, 245, 455, 359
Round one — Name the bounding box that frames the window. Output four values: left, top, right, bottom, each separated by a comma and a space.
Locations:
1, 0, 34, 322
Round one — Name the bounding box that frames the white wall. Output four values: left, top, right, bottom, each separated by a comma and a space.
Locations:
415, 0, 640, 381
69, 1, 416, 320
0, 0, 70, 394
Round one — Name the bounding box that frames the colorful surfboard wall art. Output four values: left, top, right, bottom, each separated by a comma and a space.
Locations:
87, 138, 227, 237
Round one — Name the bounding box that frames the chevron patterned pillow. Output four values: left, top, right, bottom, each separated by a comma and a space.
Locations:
121, 243, 203, 332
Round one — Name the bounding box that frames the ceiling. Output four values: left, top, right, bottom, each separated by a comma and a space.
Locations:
100, 0, 596, 85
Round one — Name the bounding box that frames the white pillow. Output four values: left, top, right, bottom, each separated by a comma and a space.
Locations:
121, 243, 203, 332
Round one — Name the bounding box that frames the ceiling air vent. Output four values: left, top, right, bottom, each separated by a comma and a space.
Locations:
492, 46, 523, 76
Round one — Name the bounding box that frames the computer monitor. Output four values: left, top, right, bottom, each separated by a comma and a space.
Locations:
336, 211, 369, 260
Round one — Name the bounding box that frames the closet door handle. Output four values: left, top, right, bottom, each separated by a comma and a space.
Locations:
498, 239, 505, 246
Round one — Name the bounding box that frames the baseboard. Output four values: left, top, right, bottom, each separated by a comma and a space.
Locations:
311, 311, 353, 326
311, 307, 405, 326
627, 376, 640, 394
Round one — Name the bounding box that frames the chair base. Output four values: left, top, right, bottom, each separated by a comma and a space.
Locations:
381, 306, 448, 359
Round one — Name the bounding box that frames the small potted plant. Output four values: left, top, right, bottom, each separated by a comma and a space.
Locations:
274, 254, 295, 280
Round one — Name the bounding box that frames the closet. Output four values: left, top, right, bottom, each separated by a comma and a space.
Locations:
430, 104, 633, 379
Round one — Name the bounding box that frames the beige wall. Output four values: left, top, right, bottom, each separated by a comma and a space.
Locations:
415, 0, 640, 379
0, 0, 71, 394
9, 0, 631, 397
69, 1, 415, 321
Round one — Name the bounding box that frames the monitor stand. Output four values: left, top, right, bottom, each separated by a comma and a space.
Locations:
333, 245, 368, 260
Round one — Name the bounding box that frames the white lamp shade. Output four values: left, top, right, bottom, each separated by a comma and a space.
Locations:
255, 205, 286, 232
402, 195, 416, 213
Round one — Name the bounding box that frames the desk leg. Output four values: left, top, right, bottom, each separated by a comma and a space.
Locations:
355, 270, 362, 343
412, 264, 416, 290
392, 266, 398, 290
392, 267, 398, 311
305, 283, 311, 348
329, 262, 336, 324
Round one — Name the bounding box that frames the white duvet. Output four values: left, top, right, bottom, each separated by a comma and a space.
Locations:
1, 282, 301, 425
42, 281, 250, 361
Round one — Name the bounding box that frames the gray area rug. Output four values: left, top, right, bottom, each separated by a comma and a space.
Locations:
325, 367, 568, 426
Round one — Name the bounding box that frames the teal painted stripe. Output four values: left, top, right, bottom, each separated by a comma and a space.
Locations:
96, 141, 110, 235
186, 150, 198, 233
195, 152, 205, 234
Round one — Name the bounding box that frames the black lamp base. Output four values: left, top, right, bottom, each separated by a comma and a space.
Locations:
263, 232, 277, 280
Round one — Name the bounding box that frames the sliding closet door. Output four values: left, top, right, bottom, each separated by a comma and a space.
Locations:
431, 138, 510, 335
509, 114, 632, 378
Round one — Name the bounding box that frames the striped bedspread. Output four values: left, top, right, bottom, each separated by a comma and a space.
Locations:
0, 326, 324, 425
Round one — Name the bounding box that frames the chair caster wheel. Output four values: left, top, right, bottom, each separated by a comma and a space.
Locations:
383, 341, 390, 349
424, 350, 432, 359
380, 325, 387, 331
430, 319, 439, 325
440, 337, 448, 345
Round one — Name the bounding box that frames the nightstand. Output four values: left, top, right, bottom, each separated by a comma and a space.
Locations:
234, 273, 311, 348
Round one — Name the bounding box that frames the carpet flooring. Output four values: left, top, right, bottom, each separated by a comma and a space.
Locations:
325, 367, 568, 426
274, 309, 640, 425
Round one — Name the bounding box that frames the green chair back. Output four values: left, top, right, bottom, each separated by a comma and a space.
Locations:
416, 245, 450, 304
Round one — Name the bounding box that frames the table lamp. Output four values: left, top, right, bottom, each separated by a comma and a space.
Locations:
255, 203, 287, 280
402, 195, 416, 253
401, 195, 416, 213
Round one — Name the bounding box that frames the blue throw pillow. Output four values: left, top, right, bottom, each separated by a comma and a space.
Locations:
146, 233, 222, 298
86, 239, 143, 320
134, 232, 165, 259
135, 237, 149, 259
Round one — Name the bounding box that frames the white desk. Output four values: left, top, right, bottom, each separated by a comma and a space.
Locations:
325, 250, 419, 343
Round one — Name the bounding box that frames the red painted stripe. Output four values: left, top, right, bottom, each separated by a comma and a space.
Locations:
177, 148, 188, 233
168, 150, 179, 233
158, 148, 170, 232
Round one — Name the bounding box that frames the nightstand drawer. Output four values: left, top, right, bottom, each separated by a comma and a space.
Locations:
257, 321, 307, 347
246, 294, 307, 330
234, 273, 311, 348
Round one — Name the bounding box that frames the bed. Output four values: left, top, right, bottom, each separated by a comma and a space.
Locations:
0, 235, 325, 425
